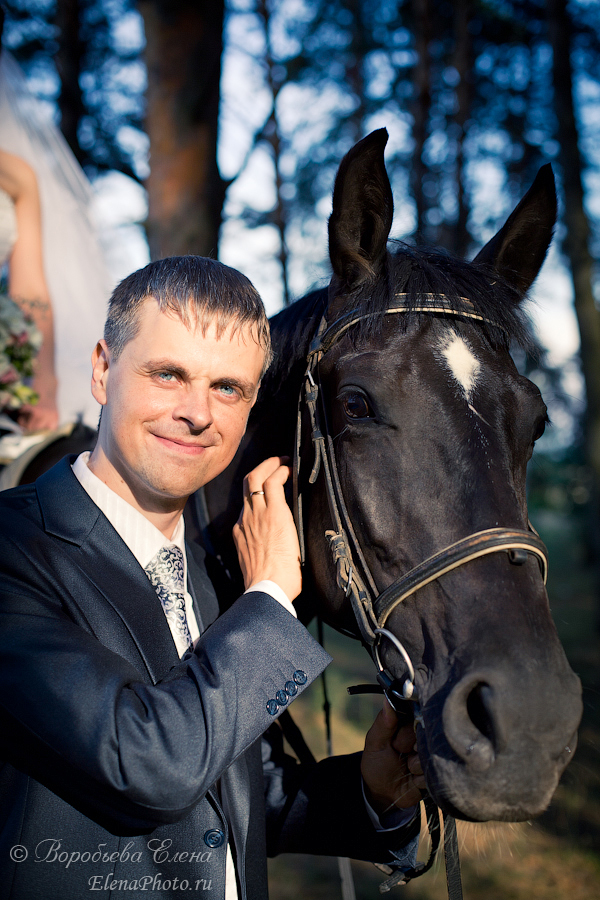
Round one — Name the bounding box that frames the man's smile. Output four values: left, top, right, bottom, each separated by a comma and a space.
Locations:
152, 433, 219, 454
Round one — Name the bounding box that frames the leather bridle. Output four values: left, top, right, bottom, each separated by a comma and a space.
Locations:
293, 295, 549, 707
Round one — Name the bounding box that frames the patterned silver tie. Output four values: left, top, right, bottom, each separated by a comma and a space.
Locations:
145, 546, 193, 651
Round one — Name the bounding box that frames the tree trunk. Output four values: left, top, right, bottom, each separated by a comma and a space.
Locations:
411, 0, 432, 242
257, 0, 291, 306
547, 0, 600, 605
346, 0, 367, 142
55, 0, 85, 165
139, 0, 226, 259
452, 0, 473, 258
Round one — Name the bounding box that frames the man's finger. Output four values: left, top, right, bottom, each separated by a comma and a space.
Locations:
364, 698, 400, 752
244, 457, 288, 497
407, 753, 423, 776
392, 722, 418, 755
262, 464, 291, 499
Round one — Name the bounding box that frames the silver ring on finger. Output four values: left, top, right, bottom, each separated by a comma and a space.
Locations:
250, 490, 265, 497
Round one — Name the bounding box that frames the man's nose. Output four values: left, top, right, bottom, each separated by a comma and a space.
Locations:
173, 387, 213, 430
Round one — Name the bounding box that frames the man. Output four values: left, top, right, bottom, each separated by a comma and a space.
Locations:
0, 256, 423, 899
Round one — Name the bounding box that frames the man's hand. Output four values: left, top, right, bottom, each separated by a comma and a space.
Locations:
361, 698, 426, 816
233, 457, 302, 602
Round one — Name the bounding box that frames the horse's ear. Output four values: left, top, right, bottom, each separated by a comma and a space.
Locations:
472, 164, 557, 298
328, 128, 394, 292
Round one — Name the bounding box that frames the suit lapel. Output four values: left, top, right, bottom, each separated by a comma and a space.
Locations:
77, 517, 180, 679
36, 457, 180, 681
186, 540, 220, 633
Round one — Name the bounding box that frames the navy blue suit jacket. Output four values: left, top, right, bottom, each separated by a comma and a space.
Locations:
0, 458, 419, 899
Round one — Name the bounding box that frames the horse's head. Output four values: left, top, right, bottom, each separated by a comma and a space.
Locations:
300, 129, 582, 822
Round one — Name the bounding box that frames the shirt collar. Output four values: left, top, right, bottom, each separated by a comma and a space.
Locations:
72, 451, 186, 571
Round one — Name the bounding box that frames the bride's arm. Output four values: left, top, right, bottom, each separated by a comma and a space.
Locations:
0, 149, 58, 431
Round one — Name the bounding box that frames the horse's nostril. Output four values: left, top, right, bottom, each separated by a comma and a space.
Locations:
466, 683, 495, 744
442, 677, 498, 772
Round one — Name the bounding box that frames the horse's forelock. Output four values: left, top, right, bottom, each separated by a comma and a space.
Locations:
346, 244, 535, 354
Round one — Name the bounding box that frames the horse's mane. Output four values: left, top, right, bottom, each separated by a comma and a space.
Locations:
262, 242, 534, 396
260, 287, 328, 398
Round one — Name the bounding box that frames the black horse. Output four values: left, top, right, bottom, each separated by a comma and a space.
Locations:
202, 129, 582, 824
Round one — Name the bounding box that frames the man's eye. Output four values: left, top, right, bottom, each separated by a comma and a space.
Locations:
218, 384, 236, 397
157, 372, 176, 382
342, 391, 373, 419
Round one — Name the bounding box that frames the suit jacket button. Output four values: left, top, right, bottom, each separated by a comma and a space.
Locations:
266, 699, 279, 716
293, 670, 307, 685
285, 680, 298, 697
275, 689, 288, 706
204, 829, 225, 848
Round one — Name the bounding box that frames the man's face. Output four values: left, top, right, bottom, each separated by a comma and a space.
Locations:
90, 299, 265, 511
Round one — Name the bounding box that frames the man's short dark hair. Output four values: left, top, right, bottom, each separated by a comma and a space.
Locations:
104, 256, 272, 374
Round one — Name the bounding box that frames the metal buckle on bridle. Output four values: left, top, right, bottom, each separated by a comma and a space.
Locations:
374, 628, 417, 703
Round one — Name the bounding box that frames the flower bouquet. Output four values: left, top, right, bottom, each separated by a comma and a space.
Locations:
0, 292, 42, 416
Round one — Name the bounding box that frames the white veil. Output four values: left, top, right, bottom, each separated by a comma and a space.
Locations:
0, 50, 112, 428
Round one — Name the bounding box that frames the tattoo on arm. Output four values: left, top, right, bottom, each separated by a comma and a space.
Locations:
12, 295, 51, 320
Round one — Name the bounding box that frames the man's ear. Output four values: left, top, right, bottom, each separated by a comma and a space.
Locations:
91, 340, 110, 406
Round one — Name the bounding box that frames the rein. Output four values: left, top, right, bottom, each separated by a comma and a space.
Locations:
293, 294, 549, 893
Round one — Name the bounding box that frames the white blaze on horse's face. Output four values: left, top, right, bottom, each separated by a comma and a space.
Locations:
437, 332, 481, 402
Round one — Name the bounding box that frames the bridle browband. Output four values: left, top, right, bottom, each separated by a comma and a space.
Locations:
293, 294, 549, 703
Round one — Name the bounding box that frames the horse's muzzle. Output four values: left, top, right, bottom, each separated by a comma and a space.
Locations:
420, 664, 583, 822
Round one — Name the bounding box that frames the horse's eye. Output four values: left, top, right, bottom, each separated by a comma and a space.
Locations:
343, 392, 372, 419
